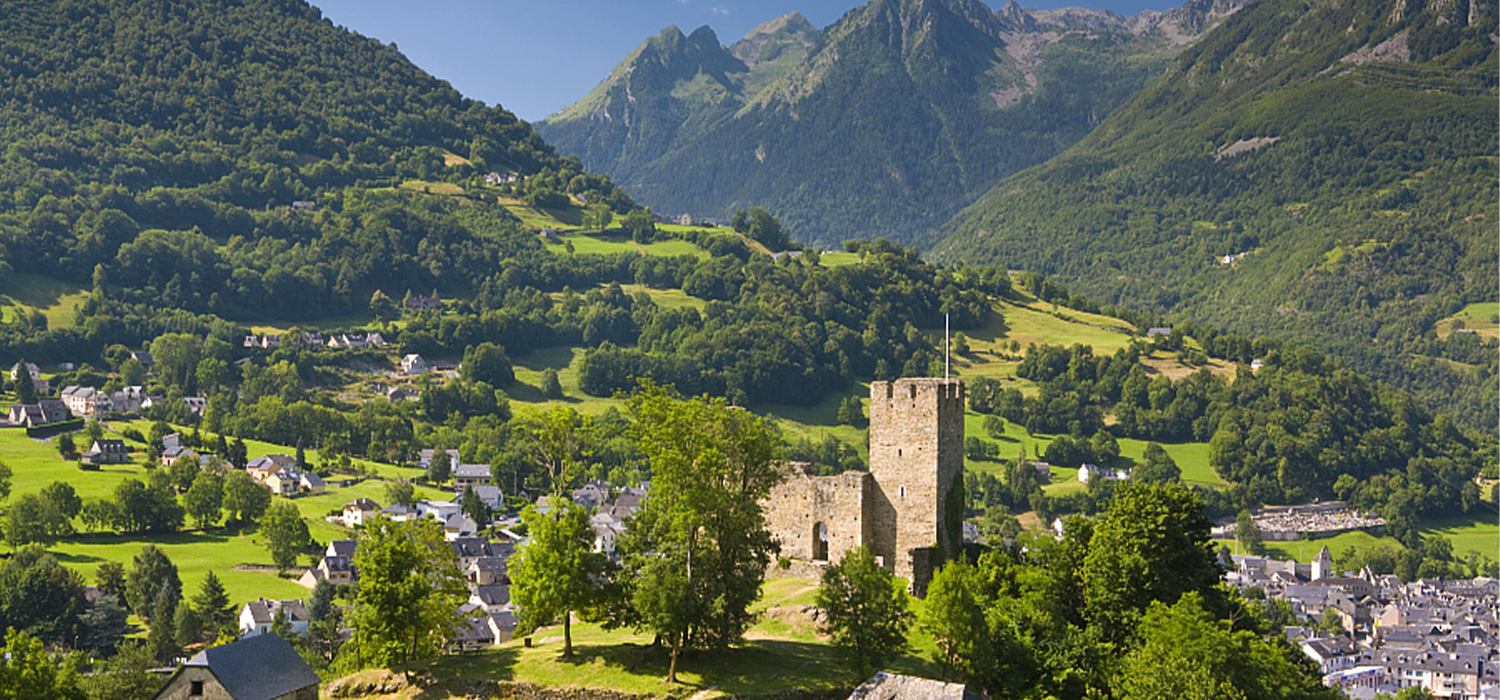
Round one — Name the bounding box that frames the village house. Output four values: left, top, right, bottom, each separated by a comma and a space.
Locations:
404, 295, 443, 311
444, 513, 479, 540
82, 439, 130, 465
400, 353, 429, 375
1077, 463, 1130, 484
382, 503, 420, 521
8, 399, 69, 427
149, 632, 319, 700
238, 598, 311, 638
10, 361, 48, 394
454, 463, 492, 490
340, 498, 380, 527
246, 454, 296, 480
61, 385, 112, 418
420, 448, 460, 473
160, 446, 199, 467
418, 498, 461, 522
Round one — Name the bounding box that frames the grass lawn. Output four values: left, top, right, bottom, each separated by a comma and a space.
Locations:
1419, 512, 1499, 558
1438, 301, 1500, 341
544, 230, 708, 259
428, 576, 942, 694
1213, 529, 1401, 565
400, 180, 465, 196
496, 197, 582, 229
960, 414, 1221, 488
2, 421, 448, 610
0, 272, 88, 329
51, 528, 310, 609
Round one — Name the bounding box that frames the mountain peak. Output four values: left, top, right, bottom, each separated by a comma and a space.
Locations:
731, 12, 822, 70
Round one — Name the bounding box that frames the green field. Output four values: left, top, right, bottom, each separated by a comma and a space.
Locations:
1419, 512, 1499, 558
428, 576, 941, 693
961, 413, 1222, 490
1213, 529, 1399, 565
1, 420, 453, 610
1439, 301, 1500, 341
0, 272, 88, 329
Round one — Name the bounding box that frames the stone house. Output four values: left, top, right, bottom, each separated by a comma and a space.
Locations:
82, 439, 130, 465
149, 632, 318, 700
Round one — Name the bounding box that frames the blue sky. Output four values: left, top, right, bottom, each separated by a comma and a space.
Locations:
311, 0, 1180, 122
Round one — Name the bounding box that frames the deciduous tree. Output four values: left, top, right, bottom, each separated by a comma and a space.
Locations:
617, 384, 784, 682
260, 501, 312, 573
349, 518, 466, 677
816, 546, 909, 680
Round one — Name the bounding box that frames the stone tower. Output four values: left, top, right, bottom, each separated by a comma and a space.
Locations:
1312, 544, 1334, 581
867, 377, 965, 594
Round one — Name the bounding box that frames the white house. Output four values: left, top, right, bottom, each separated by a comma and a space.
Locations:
1077, 464, 1130, 484
400, 354, 429, 375
417, 499, 461, 522
340, 498, 380, 527
238, 598, 310, 637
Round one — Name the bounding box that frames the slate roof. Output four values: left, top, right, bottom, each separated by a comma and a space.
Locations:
183, 633, 319, 700
327, 539, 356, 558
847, 671, 983, 700
244, 599, 310, 625
455, 464, 491, 479
472, 584, 511, 607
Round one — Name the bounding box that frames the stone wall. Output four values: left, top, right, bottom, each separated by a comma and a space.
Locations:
761, 464, 869, 563
867, 378, 965, 588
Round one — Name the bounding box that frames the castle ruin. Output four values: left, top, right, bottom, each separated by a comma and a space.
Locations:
761, 377, 965, 595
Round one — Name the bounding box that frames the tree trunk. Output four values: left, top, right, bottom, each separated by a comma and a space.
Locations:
563, 609, 573, 657
667, 632, 680, 684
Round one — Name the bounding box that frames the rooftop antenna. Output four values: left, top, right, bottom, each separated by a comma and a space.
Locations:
944, 313, 950, 380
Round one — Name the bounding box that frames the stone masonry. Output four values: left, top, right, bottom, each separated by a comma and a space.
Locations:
761, 377, 965, 595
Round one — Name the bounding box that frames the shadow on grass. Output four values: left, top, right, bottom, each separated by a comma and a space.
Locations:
531, 639, 851, 693
427, 644, 520, 681
506, 381, 578, 405
513, 346, 577, 373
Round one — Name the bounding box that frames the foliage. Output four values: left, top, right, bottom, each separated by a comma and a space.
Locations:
1082, 482, 1222, 639
616, 384, 785, 682
511, 498, 605, 657
80, 641, 157, 700
1116, 593, 1338, 700
349, 517, 466, 677
260, 500, 313, 573
0, 628, 85, 700
192, 571, 233, 639
124, 545, 180, 621
0, 546, 86, 645
815, 546, 909, 680
77, 594, 128, 655
221, 470, 271, 523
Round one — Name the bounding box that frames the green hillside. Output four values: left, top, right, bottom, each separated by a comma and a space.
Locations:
932, 0, 1499, 430
537, 0, 1245, 248
0, 0, 635, 323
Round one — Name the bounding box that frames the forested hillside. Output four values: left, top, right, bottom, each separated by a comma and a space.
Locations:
537, 0, 1246, 248
932, 0, 1499, 431
0, 0, 634, 322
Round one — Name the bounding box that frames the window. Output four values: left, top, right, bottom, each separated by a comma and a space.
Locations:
899, 486, 906, 499
190, 680, 204, 696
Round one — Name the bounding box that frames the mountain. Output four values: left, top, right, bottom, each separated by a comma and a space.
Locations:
537, 0, 1246, 248
931, 0, 1499, 428
0, 0, 633, 319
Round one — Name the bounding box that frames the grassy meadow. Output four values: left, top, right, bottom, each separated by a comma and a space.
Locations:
426, 576, 942, 694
